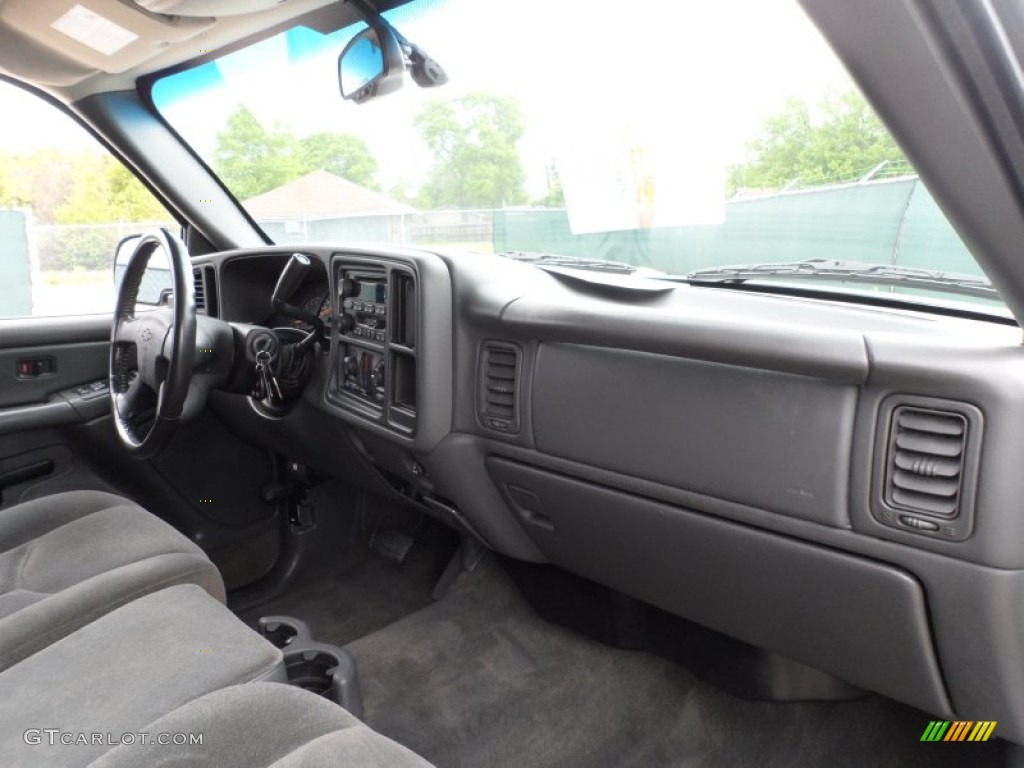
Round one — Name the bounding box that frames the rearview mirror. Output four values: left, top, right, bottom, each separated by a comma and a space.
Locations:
113, 234, 172, 305
338, 26, 405, 104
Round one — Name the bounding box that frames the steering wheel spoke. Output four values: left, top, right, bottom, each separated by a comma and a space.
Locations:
113, 372, 151, 428
113, 315, 140, 346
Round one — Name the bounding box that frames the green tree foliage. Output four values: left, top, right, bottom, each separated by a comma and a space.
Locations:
0, 149, 78, 223
298, 133, 378, 190
0, 148, 170, 271
1, 149, 166, 226
56, 154, 168, 224
213, 105, 380, 199
414, 93, 527, 209
727, 91, 907, 194
213, 106, 300, 200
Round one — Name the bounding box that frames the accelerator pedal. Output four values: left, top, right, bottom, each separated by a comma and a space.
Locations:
369, 527, 416, 564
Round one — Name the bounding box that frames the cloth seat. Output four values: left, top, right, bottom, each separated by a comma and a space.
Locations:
0, 490, 224, 671
89, 682, 434, 768
0, 584, 284, 768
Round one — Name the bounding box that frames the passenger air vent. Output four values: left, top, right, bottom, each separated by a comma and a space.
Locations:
873, 397, 982, 541
479, 342, 521, 434
886, 407, 966, 517
192, 266, 218, 316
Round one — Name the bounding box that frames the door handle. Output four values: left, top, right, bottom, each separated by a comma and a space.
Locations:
15, 358, 56, 378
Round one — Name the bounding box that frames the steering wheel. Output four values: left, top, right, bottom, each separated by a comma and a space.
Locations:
110, 229, 196, 459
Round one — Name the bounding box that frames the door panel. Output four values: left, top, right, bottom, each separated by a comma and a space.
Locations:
0, 428, 114, 510
0, 317, 111, 433
0, 342, 108, 407
0, 316, 114, 510
0, 316, 109, 401
0, 316, 111, 346
0, 313, 281, 591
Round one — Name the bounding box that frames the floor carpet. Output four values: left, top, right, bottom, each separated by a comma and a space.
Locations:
343, 556, 1006, 768
238, 521, 457, 646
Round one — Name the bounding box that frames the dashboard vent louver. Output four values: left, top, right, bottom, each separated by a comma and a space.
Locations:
192, 266, 218, 316
885, 407, 967, 518
192, 268, 205, 312
479, 342, 520, 434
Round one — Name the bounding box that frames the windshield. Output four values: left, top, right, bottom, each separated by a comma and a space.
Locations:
150, 0, 1005, 314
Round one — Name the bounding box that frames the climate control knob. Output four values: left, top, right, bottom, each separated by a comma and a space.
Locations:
342, 354, 358, 378
368, 361, 386, 393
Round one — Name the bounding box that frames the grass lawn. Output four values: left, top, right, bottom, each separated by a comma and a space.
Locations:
42, 269, 110, 287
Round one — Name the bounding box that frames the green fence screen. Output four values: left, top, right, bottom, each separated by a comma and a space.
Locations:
0, 209, 32, 317
493, 178, 979, 276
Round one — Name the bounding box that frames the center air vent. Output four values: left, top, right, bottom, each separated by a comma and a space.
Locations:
479, 342, 521, 434
874, 397, 981, 541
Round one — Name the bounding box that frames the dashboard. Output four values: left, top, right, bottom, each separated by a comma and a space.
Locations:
193, 243, 1024, 742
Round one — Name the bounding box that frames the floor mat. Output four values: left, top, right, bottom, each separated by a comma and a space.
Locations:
238, 521, 457, 645
345, 556, 1005, 768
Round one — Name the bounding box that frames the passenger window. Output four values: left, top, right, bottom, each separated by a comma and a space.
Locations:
0, 80, 175, 319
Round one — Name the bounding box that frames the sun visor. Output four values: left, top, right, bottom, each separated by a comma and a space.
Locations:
0, 0, 213, 74
132, 0, 294, 16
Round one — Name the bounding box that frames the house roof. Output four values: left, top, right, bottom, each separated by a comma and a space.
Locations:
243, 170, 415, 219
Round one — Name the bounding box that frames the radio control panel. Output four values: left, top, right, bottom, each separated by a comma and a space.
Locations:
339, 272, 388, 343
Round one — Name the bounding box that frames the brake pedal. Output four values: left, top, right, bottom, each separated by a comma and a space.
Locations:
369, 527, 415, 564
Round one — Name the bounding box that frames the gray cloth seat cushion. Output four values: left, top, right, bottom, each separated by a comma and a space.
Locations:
0, 490, 224, 671
88, 682, 434, 768
0, 584, 284, 768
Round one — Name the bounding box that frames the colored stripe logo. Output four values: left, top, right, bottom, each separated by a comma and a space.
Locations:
921, 721, 996, 742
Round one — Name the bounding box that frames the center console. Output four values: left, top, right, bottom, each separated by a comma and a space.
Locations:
329, 259, 418, 435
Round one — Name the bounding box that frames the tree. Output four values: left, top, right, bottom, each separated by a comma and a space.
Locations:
213, 106, 380, 198
0, 149, 78, 223
213, 105, 300, 200
414, 93, 527, 209
727, 91, 906, 194
56, 154, 168, 224
297, 133, 378, 190
387, 180, 417, 207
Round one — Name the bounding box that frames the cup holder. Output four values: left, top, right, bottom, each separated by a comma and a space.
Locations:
287, 648, 344, 695
257, 616, 312, 649
257, 615, 363, 720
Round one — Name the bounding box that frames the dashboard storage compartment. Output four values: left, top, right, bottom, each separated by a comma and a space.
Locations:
532, 344, 857, 526
488, 458, 951, 716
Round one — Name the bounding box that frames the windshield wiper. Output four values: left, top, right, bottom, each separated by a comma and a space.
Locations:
677, 258, 998, 300
496, 251, 638, 274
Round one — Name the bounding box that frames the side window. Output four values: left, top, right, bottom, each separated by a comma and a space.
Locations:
0, 80, 175, 319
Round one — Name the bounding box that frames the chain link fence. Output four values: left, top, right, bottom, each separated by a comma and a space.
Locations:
255, 210, 495, 251
35, 221, 172, 271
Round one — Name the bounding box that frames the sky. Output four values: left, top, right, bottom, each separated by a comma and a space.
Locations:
1, 84, 98, 153
1, 0, 854, 204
